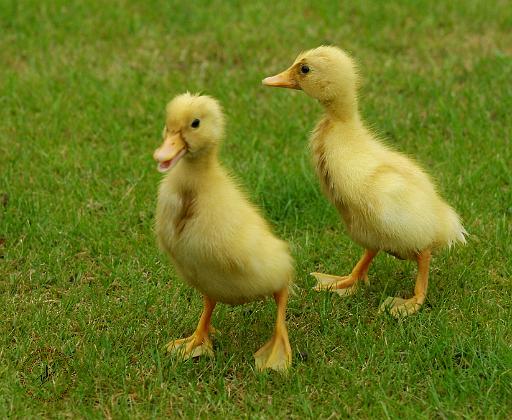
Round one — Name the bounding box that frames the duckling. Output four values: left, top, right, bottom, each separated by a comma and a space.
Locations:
153, 93, 293, 370
263, 46, 466, 317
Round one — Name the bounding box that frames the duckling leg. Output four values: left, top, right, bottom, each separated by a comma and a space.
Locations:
379, 249, 431, 318
166, 295, 217, 359
311, 249, 377, 296
254, 287, 292, 372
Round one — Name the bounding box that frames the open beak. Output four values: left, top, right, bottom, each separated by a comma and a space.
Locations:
153, 132, 187, 173
262, 68, 300, 90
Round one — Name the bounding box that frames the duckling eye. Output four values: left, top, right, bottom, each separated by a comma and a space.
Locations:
191, 119, 200, 128
300, 65, 310, 74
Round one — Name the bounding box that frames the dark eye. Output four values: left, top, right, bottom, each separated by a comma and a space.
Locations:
300, 65, 310, 74
191, 119, 200, 128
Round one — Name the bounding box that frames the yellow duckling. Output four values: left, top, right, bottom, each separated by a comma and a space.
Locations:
263, 46, 466, 317
153, 93, 293, 370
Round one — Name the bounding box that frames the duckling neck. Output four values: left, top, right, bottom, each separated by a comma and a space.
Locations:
321, 92, 358, 122
169, 150, 221, 192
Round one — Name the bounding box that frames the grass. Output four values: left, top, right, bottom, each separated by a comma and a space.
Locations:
1, 0, 511, 417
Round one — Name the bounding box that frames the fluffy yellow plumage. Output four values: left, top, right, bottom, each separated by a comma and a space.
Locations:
154, 93, 293, 370
264, 46, 466, 317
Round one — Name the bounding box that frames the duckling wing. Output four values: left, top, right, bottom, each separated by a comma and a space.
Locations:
176, 183, 293, 304
352, 159, 464, 256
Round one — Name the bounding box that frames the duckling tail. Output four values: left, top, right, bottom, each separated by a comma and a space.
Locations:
445, 205, 468, 247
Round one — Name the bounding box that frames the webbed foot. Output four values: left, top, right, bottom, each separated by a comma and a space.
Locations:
311, 272, 366, 296
166, 333, 214, 359
254, 330, 292, 372
379, 296, 422, 318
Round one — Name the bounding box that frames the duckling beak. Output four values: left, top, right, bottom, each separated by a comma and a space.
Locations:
262, 68, 300, 90
153, 132, 187, 173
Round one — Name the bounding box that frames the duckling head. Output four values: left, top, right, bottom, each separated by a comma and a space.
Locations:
153, 93, 225, 173
263, 46, 359, 119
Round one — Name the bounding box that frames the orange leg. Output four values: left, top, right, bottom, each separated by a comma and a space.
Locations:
166, 295, 217, 359
379, 249, 431, 317
311, 249, 378, 296
254, 287, 292, 372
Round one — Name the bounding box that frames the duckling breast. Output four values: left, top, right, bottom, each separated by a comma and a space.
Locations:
157, 179, 293, 304
155, 184, 198, 258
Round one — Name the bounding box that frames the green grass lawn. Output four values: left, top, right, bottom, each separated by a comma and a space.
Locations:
1, 0, 511, 417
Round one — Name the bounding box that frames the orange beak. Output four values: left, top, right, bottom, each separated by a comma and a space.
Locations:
262, 67, 300, 90
153, 132, 187, 173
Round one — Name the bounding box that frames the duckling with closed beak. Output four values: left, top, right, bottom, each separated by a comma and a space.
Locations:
263, 46, 466, 317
